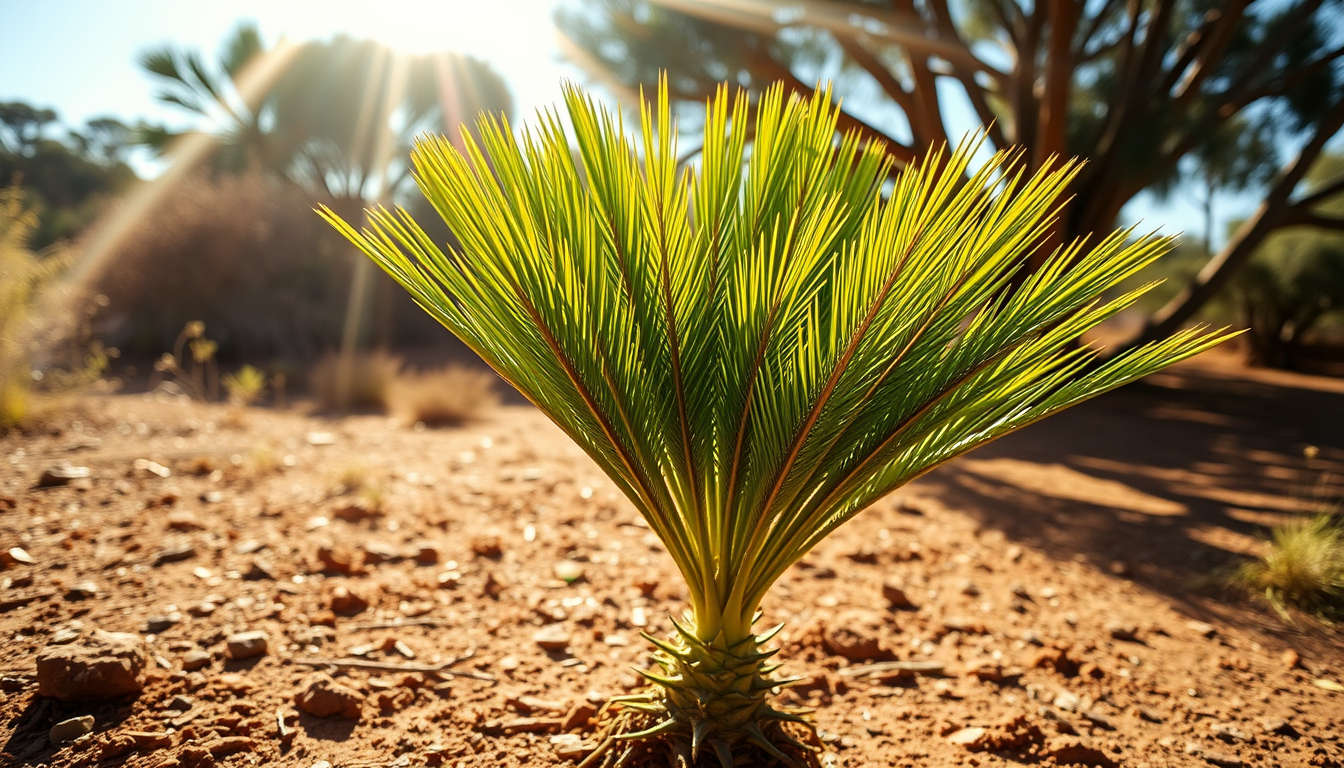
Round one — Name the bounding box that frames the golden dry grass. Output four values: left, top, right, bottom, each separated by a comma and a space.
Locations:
388, 365, 500, 427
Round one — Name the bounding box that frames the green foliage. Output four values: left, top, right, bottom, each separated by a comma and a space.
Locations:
223, 364, 268, 407
325, 80, 1235, 764
1238, 515, 1344, 623
1233, 153, 1344, 367
0, 101, 137, 248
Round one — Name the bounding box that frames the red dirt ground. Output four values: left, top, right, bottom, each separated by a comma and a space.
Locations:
2, 355, 1342, 768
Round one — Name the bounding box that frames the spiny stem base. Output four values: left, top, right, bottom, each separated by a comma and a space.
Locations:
577, 619, 827, 768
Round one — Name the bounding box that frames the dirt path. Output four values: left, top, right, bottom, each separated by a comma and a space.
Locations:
1, 358, 1341, 767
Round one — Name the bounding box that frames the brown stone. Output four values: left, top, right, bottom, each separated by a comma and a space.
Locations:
295, 673, 363, 719
36, 629, 147, 701
822, 610, 885, 661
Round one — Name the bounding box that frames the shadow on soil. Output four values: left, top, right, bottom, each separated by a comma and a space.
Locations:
915, 363, 1344, 645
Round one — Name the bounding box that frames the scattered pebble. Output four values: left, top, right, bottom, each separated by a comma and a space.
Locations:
225, 631, 269, 659
49, 715, 94, 744
35, 629, 146, 701
533, 625, 571, 651
152, 543, 196, 566
295, 673, 363, 719
37, 465, 90, 488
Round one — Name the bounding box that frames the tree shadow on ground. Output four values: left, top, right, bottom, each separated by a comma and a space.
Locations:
914, 361, 1344, 648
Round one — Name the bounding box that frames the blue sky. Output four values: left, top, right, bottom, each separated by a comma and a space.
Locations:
0, 0, 1263, 247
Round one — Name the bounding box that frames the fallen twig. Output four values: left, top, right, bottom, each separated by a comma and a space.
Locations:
291, 649, 495, 681
345, 617, 448, 631
837, 660, 946, 677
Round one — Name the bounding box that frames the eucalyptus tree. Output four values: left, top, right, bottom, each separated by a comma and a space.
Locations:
556, 0, 1344, 346
325, 79, 1234, 767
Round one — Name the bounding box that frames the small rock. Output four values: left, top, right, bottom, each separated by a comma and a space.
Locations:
315, 545, 360, 575
1106, 622, 1139, 642
152, 543, 196, 566
948, 727, 989, 749
411, 542, 439, 565
1210, 723, 1252, 743
533, 625, 571, 651
1186, 620, 1217, 639
63, 581, 98, 601
959, 580, 981, 596
49, 715, 94, 744
471, 535, 503, 558
1260, 717, 1297, 736
551, 733, 594, 759
329, 585, 369, 614
1137, 707, 1165, 723
37, 465, 90, 488
2, 546, 35, 566
306, 431, 336, 446
361, 541, 402, 565
822, 610, 885, 661
132, 459, 171, 478
554, 561, 585, 584
1281, 649, 1301, 669
225, 631, 268, 660
233, 539, 264, 555
167, 694, 194, 710
167, 511, 204, 531
502, 717, 563, 734
206, 736, 256, 756
966, 661, 1006, 682
295, 672, 363, 718
50, 627, 82, 645
881, 579, 916, 609
561, 701, 598, 731
1054, 690, 1081, 712
244, 558, 277, 581
333, 500, 378, 521
188, 601, 217, 617
144, 614, 181, 634
35, 629, 146, 701
1189, 745, 1243, 767
1046, 736, 1118, 768
182, 650, 211, 671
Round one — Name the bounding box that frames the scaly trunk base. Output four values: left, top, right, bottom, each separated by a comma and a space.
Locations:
578, 618, 826, 768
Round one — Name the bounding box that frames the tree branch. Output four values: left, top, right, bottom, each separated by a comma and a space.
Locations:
1294, 176, 1344, 208
1125, 98, 1344, 349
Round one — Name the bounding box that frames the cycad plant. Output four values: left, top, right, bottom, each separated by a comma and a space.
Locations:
324, 80, 1235, 767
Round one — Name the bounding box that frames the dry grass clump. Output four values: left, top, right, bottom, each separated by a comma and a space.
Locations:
1238, 515, 1344, 622
388, 365, 500, 427
309, 349, 402, 412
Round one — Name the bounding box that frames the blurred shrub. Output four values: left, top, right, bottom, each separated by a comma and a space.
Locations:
389, 365, 500, 427
0, 185, 71, 428
0, 184, 110, 430
1238, 515, 1344, 623
82, 173, 352, 360
223, 364, 267, 407
1232, 229, 1344, 368
309, 349, 402, 412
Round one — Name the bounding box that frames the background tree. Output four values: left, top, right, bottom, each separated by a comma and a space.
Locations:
138, 23, 513, 210
0, 102, 137, 248
1231, 154, 1344, 368
557, 0, 1344, 347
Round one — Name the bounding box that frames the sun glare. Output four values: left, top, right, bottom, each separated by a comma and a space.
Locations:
305, 0, 556, 57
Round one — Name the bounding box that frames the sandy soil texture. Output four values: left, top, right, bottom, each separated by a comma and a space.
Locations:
1, 358, 1342, 767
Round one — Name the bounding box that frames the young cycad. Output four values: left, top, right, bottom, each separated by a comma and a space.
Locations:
323, 79, 1235, 767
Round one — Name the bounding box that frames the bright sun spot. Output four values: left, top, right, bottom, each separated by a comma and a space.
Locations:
297, 0, 558, 57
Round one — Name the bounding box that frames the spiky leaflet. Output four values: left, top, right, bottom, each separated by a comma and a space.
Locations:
322, 77, 1237, 766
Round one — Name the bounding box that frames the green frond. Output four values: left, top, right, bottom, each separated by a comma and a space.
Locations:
322, 76, 1238, 648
